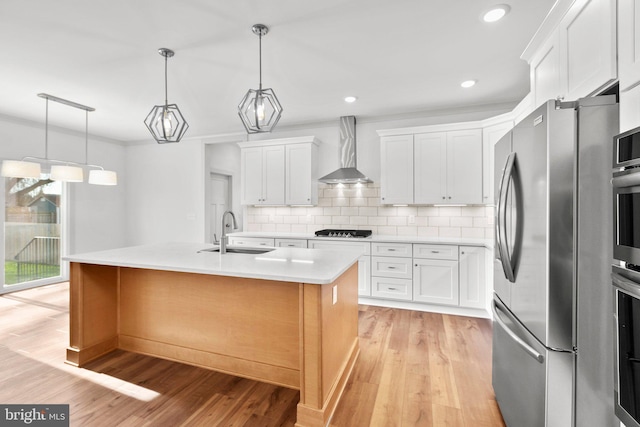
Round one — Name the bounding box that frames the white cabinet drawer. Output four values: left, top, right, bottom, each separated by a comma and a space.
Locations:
228, 237, 275, 247
309, 240, 371, 256
275, 238, 308, 248
371, 242, 412, 257
413, 244, 458, 260
371, 256, 412, 279
371, 277, 413, 301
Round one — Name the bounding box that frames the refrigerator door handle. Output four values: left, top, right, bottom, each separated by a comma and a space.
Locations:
496, 152, 517, 282
492, 298, 544, 363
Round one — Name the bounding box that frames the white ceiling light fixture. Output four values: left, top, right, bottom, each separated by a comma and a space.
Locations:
461, 80, 477, 88
344, 96, 357, 103
1, 93, 118, 185
144, 48, 189, 144
482, 4, 511, 23
238, 24, 283, 134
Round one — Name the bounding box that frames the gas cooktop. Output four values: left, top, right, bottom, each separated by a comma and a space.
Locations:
314, 229, 372, 238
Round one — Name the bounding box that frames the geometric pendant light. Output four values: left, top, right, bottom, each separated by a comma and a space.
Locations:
238, 24, 283, 134
144, 48, 189, 143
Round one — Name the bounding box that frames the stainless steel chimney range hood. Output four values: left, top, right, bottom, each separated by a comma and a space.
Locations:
318, 116, 372, 184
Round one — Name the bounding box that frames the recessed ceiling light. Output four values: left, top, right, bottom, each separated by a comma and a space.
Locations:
461, 80, 477, 88
344, 96, 357, 103
482, 4, 511, 22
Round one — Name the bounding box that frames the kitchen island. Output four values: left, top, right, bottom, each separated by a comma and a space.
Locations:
63, 242, 361, 427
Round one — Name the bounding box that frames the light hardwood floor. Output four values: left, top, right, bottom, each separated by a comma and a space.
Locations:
0, 282, 505, 427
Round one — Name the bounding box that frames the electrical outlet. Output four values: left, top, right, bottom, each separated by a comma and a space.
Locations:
332, 285, 338, 304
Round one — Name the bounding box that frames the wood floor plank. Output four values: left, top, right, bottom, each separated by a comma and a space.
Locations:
0, 283, 505, 427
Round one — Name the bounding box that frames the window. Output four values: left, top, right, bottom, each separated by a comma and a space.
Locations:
2, 176, 67, 294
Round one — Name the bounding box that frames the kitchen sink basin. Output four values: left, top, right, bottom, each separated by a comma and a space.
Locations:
198, 247, 275, 255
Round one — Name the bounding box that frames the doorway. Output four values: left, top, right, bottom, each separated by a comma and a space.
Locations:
208, 172, 232, 243
1, 176, 67, 294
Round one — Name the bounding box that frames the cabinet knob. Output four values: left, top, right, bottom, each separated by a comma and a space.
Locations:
448, 196, 451, 199
382, 197, 385, 200
461, 251, 465, 254
442, 196, 445, 200
415, 264, 418, 267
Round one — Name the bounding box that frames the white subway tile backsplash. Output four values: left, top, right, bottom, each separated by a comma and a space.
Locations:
461, 227, 486, 238
368, 216, 387, 226
440, 227, 461, 237
332, 216, 350, 225
428, 217, 450, 227
349, 198, 368, 207
245, 183, 493, 237
378, 207, 398, 217
378, 226, 397, 235
397, 226, 418, 236
451, 217, 473, 227
323, 207, 341, 216
332, 198, 350, 207
388, 216, 407, 226
341, 207, 359, 216
397, 206, 418, 216
359, 207, 378, 216
418, 226, 439, 237
349, 216, 368, 225
276, 223, 292, 232
439, 207, 461, 217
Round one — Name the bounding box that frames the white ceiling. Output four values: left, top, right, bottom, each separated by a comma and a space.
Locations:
0, 0, 556, 143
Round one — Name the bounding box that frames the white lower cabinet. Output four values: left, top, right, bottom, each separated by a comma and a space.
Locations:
413, 258, 459, 305
371, 276, 412, 301
458, 246, 486, 309
371, 243, 413, 301
411, 244, 487, 309
274, 238, 308, 248
228, 237, 275, 247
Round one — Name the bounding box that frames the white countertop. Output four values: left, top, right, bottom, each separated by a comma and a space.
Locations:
63, 242, 362, 285
229, 232, 493, 248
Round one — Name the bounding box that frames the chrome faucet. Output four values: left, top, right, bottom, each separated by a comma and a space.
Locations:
220, 211, 238, 254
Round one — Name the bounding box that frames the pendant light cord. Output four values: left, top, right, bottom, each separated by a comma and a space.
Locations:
85, 110, 89, 164
258, 32, 262, 91
164, 54, 169, 107
44, 98, 49, 159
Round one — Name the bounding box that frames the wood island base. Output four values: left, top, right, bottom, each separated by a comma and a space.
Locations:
66, 262, 359, 427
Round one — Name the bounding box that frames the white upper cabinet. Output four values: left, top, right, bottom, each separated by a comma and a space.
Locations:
239, 137, 320, 206
524, 0, 617, 107
379, 125, 483, 205
285, 142, 318, 205
241, 145, 285, 205
380, 134, 414, 205
619, 0, 640, 91
559, 0, 616, 100
530, 30, 562, 109
445, 129, 483, 204
414, 132, 447, 204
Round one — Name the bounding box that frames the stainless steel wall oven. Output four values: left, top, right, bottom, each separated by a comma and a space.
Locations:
613, 126, 640, 267
613, 266, 640, 427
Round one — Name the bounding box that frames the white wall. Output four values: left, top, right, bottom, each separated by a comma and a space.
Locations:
124, 138, 205, 245
0, 113, 127, 255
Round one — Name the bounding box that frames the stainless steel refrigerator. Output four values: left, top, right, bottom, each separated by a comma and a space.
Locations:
492, 96, 619, 427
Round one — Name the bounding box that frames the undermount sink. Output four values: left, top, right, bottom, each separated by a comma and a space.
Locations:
198, 247, 275, 255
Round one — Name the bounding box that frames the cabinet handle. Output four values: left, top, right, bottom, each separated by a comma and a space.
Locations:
388, 287, 397, 291
387, 266, 397, 269
287, 244, 295, 247
388, 248, 396, 251
431, 251, 440, 253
